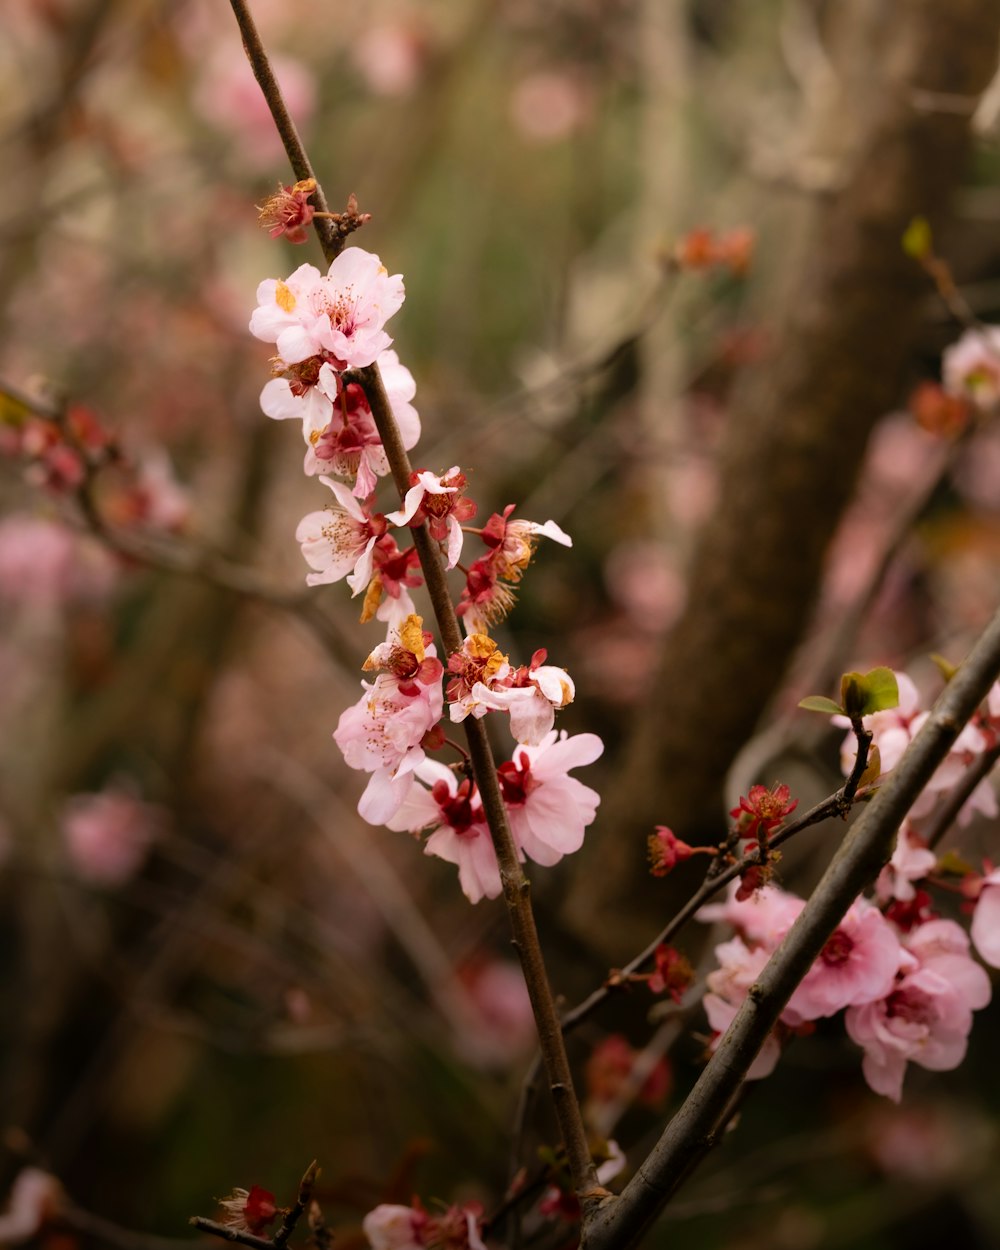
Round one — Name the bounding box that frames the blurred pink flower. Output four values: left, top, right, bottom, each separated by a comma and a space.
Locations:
362, 1201, 486, 1250
195, 47, 316, 163
943, 325, 1000, 409
0, 516, 115, 607
509, 70, 593, 143
352, 23, 427, 97
457, 959, 536, 1065
970, 866, 1000, 968
0, 1170, 61, 1245
62, 788, 162, 887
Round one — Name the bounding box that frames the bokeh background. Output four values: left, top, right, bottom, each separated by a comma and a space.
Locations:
3, 1, 1000, 1247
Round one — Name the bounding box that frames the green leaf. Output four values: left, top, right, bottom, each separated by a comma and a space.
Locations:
902, 215, 933, 260
930, 653, 958, 682
857, 743, 882, 789
841, 667, 899, 719
798, 695, 845, 716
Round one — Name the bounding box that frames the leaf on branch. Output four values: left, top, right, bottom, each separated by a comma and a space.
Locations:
798, 694, 845, 715
930, 652, 959, 682
840, 667, 899, 718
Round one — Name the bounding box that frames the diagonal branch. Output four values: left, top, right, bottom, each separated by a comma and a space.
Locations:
583, 601, 1000, 1250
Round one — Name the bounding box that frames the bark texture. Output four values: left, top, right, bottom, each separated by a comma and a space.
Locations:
568, 0, 1000, 958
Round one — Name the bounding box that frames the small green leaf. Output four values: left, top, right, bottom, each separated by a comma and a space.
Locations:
798, 695, 845, 716
930, 653, 958, 682
902, 215, 933, 260
936, 849, 974, 877
840, 667, 899, 718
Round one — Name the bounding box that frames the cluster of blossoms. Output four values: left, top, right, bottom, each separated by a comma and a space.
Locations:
696, 667, 1000, 1101
362, 1200, 487, 1250
249, 245, 602, 904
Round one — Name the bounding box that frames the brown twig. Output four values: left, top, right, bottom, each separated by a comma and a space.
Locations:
188, 1220, 275, 1250
225, 0, 600, 1209
924, 739, 1000, 850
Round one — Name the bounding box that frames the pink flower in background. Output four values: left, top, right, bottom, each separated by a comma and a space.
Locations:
457, 959, 536, 1066
0, 516, 116, 607
62, 788, 163, 887
362, 1201, 486, 1250
970, 866, 1000, 967
352, 22, 427, 97
876, 822, 937, 904
387, 761, 501, 904
195, 47, 316, 163
0, 1170, 62, 1245
294, 477, 386, 592
498, 731, 602, 867
846, 919, 991, 1102
783, 900, 901, 1025
251, 249, 404, 370
509, 70, 593, 144
942, 325, 1000, 409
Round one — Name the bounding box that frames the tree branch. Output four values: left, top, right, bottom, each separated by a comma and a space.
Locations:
583, 600, 1000, 1250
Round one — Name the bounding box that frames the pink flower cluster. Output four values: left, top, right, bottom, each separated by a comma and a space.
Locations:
362, 1200, 487, 1250
250, 248, 601, 902
698, 877, 992, 1101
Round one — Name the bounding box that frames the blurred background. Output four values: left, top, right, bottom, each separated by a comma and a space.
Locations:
3, 1, 1000, 1247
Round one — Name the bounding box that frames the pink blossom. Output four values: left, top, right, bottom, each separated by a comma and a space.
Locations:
294, 477, 386, 592
696, 881, 805, 950
362, 1201, 486, 1250
875, 822, 937, 904
362, 615, 443, 693
257, 178, 317, 244
387, 761, 501, 904
352, 23, 427, 97
0, 1170, 62, 1245
468, 649, 576, 746
457, 959, 536, 1066
509, 71, 593, 144
260, 357, 340, 444
702, 936, 781, 1079
387, 467, 475, 569
250, 248, 404, 370
0, 515, 115, 607
845, 919, 991, 1102
302, 352, 420, 495
970, 866, 1000, 967
446, 633, 512, 722
62, 788, 162, 887
194, 47, 316, 164
783, 900, 902, 1025
942, 325, 1000, 409
334, 658, 443, 826
480, 504, 572, 582
498, 731, 602, 867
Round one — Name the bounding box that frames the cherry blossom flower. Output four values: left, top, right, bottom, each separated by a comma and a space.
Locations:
702, 936, 781, 1079
360, 535, 423, 624
942, 325, 1000, 409
845, 919, 991, 1102
471, 649, 576, 746
257, 178, 317, 244
218, 1186, 278, 1236
334, 642, 444, 825
479, 504, 571, 582
62, 788, 163, 887
584, 1035, 671, 1108
970, 866, 1000, 967
730, 783, 797, 844
457, 959, 536, 1066
0, 516, 116, 607
782, 899, 901, 1025
250, 248, 404, 369
446, 633, 512, 721
362, 614, 443, 693
456, 554, 518, 633
387, 761, 501, 904
362, 1200, 486, 1250
387, 467, 475, 568
0, 1170, 62, 1245
295, 477, 387, 592
498, 731, 602, 867
647, 944, 694, 1001
697, 881, 804, 949
875, 822, 937, 904
647, 825, 695, 877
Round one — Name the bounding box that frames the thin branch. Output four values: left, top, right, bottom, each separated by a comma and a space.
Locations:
273, 1161, 319, 1250
583, 601, 1000, 1250
923, 740, 1000, 850
58, 1203, 194, 1250
224, 0, 600, 1207
188, 1220, 275, 1250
